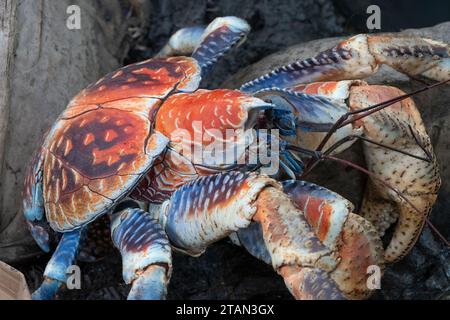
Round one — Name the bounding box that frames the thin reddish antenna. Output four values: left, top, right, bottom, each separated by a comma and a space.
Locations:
298, 133, 431, 178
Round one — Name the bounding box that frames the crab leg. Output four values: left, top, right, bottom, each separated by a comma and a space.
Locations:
32, 228, 83, 300
275, 80, 441, 262
240, 34, 450, 93
157, 26, 205, 58
156, 171, 353, 299
157, 16, 250, 72
157, 172, 279, 256
110, 205, 172, 300
237, 180, 383, 299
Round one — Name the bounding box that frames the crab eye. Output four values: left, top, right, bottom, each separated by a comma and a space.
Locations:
272, 109, 296, 136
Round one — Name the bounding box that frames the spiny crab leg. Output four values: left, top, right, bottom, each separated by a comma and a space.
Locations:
157, 16, 250, 73
240, 34, 450, 93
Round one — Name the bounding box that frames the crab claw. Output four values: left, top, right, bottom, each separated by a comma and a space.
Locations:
283, 181, 384, 299
348, 84, 441, 262
280, 265, 346, 299
250, 185, 344, 300
241, 180, 383, 300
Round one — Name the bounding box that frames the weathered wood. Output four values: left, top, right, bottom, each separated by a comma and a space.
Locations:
0, 260, 30, 299
0, 0, 17, 181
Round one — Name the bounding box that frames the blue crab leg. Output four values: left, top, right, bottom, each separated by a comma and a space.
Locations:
157, 16, 250, 73
158, 171, 278, 256
23, 147, 53, 252
32, 228, 83, 300
157, 26, 206, 58
191, 16, 250, 71
240, 34, 450, 93
110, 206, 172, 300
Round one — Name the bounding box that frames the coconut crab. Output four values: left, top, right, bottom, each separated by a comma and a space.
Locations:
23, 16, 449, 300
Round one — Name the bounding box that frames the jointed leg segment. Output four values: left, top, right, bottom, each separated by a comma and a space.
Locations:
241, 34, 450, 93
156, 171, 384, 299
111, 206, 172, 300
32, 228, 83, 300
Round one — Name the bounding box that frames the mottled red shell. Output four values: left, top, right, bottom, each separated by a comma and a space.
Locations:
40, 57, 201, 232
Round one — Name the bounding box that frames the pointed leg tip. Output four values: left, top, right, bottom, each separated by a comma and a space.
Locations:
210, 16, 250, 34
280, 266, 346, 300
31, 279, 62, 300
127, 265, 169, 300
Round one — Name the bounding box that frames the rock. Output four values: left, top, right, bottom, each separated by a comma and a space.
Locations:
225, 22, 450, 299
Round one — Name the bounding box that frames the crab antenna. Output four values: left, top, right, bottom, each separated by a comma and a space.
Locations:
301, 78, 450, 176
323, 155, 450, 247
299, 133, 432, 179
327, 135, 431, 162
315, 79, 450, 153
285, 145, 322, 159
